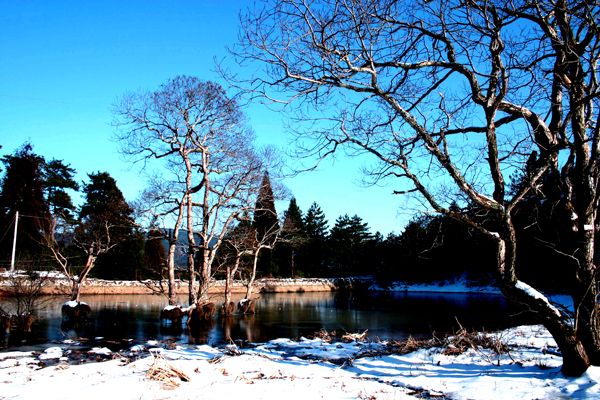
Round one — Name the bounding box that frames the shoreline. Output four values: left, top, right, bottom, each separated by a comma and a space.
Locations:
0, 277, 339, 297
0, 273, 506, 298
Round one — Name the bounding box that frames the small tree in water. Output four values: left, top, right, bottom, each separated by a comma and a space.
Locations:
46, 172, 130, 302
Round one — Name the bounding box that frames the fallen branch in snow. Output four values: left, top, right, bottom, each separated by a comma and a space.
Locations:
387, 335, 443, 355
342, 330, 368, 342
442, 327, 509, 358
145, 355, 190, 389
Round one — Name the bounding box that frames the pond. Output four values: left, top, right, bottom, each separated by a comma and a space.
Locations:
0, 291, 527, 352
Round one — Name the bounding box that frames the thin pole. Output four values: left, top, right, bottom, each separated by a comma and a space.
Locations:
10, 211, 18, 272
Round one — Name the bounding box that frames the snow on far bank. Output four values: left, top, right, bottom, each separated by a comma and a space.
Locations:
1, 325, 599, 399
371, 276, 502, 294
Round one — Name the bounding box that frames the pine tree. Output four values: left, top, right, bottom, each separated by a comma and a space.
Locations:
304, 202, 328, 241
253, 171, 279, 276
301, 202, 329, 277
276, 197, 306, 277
329, 214, 373, 276
78, 172, 138, 279
253, 172, 279, 240
143, 229, 167, 279
0, 144, 51, 265
42, 159, 79, 222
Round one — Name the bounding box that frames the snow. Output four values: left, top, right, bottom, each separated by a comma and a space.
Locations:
89, 347, 113, 356
1, 325, 599, 399
63, 300, 88, 307
515, 280, 562, 317
39, 347, 63, 360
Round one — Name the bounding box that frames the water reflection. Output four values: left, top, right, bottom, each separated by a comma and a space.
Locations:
0, 291, 522, 351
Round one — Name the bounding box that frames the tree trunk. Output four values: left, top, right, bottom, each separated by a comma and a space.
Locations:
166, 195, 186, 306
197, 249, 211, 302
185, 165, 197, 306
166, 241, 178, 306
574, 283, 600, 365
187, 251, 197, 306
70, 254, 96, 302
573, 223, 600, 364
245, 249, 260, 299
224, 263, 232, 312
224, 256, 241, 315
567, 51, 600, 366
70, 279, 81, 302
495, 217, 590, 376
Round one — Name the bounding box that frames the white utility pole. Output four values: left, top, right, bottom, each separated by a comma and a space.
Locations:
10, 211, 18, 272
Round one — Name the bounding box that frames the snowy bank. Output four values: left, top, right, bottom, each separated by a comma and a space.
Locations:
1, 325, 598, 399
371, 276, 501, 294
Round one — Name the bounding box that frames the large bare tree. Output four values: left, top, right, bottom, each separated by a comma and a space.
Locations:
114, 76, 268, 306
235, 0, 600, 376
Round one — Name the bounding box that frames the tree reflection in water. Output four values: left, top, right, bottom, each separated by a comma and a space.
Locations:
0, 291, 523, 350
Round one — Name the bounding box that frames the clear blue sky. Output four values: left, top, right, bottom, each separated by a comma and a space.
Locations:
0, 0, 415, 235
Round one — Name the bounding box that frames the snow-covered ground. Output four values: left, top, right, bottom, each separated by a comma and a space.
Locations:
1, 325, 598, 399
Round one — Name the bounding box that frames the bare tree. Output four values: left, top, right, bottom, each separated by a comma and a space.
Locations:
241, 217, 281, 300
218, 218, 255, 314
235, 0, 600, 376
114, 76, 268, 307
46, 218, 116, 302
134, 177, 187, 306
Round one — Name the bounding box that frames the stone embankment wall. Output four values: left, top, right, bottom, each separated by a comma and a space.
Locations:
0, 277, 339, 297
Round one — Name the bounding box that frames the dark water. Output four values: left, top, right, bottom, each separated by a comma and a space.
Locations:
0, 291, 524, 351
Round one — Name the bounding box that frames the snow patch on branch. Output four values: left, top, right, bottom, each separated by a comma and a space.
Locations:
515, 280, 562, 317
64, 300, 88, 308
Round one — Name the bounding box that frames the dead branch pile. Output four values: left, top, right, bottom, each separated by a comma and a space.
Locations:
441, 328, 509, 356
387, 336, 443, 355
145, 355, 190, 389
312, 329, 337, 342
310, 329, 369, 342
341, 330, 368, 342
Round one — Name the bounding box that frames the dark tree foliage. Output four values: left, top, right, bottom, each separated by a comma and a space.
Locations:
78, 172, 139, 280
0, 144, 51, 265
328, 214, 373, 277
142, 229, 168, 280
253, 171, 279, 276
374, 212, 496, 285
300, 202, 329, 277
42, 159, 79, 222
275, 197, 306, 277
253, 172, 279, 239
509, 163, 579, 291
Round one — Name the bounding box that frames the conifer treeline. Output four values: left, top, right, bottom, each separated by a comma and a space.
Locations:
0, 144, 577, 289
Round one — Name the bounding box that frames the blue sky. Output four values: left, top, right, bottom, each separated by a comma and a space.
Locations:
0, 0, 415, 235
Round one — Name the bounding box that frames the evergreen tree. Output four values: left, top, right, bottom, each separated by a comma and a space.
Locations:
143, 229, 167, 279
329, 214, 373, 276
301, 202, 329, 277
0, 144, 51, 265
304, 202, 328, 241
78, 172, 138, 279
253, 172, 279, 239
508, 159, 578, 291
42, 159, 79, 222
253, 171, 279, 276
276, 197, 306, 277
